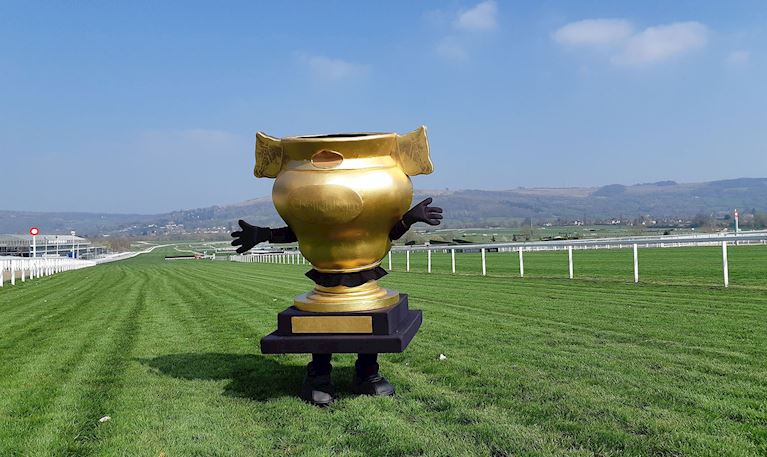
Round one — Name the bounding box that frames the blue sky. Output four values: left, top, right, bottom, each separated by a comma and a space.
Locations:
1, 1, 765, 213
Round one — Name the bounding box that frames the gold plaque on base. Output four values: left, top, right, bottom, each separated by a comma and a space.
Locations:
291, 316, 373, 334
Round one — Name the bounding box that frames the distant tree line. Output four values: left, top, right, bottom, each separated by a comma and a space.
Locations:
105, 237, 133, 252
691, 211, 767, 231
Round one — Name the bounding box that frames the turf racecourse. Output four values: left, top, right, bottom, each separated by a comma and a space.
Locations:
1, 247, 766, 456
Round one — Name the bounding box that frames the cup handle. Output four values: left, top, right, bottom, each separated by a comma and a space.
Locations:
395, 126, 433, 176
254, 132, 283, 178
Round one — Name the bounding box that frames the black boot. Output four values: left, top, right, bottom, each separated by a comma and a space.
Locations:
352, 353, 394, 396
300, 354, 336, 407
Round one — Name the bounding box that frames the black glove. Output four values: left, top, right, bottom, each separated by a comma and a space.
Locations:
403, 197, 443, 226
230, 219, 270, 254
390, 197, 443, 240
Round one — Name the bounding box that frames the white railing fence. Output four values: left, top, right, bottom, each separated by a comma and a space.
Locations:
229, 232, 767, 288
229, 251, 306, 265
0, 257, 96, 288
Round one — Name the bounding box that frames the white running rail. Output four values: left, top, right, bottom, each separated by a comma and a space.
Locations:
0, 257, 96, 288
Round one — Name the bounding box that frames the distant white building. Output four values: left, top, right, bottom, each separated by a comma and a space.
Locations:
0, 234, 104, 258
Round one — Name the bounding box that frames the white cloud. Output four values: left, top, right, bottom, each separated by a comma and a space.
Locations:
726, 50, 750, 66
455, 1, 498, 31
300, 55, 369, 82
554, 19, 709, 67
613, 22, 708, 66
436, 37, 469, 61
553, 19, 634, 46
432, 1, 498, 61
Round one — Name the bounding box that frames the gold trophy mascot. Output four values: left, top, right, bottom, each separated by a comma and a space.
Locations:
231, 127, 442, 406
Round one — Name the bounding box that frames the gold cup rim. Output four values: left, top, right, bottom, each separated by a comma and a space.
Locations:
281, 132, 395, 143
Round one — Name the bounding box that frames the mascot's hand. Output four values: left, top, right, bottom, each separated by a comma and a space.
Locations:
403, 197, 443, 227
230, 219, 270, 253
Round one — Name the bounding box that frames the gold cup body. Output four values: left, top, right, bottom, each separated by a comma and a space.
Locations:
255, 128, 432, 312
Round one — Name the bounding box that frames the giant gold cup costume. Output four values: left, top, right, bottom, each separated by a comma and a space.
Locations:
231, 126, 443, 406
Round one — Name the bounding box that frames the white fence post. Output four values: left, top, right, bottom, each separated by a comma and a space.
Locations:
451, 249, 456, 274
568, 246, 573, 279
388, 251, 392, 270
406, 250, 410, 272
427, 249, 432, 273
481, 248, 486, 276
722, 241, 729, 288
10, 262, 15, 286
519, 248, 524, 278
633, 244, 639, 283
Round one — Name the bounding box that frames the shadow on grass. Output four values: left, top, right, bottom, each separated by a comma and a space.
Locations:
138, 353, 355, 402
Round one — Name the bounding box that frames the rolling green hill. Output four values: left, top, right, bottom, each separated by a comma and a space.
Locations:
2, 178, 766, 236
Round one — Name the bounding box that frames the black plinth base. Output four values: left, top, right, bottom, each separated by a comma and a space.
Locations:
260, 294, 422, 354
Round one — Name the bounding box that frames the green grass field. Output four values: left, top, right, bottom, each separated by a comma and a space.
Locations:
1, 247, 766, 456
390, 245, 767, 287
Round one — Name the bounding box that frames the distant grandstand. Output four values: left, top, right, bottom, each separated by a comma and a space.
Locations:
0, 234, 105, 258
